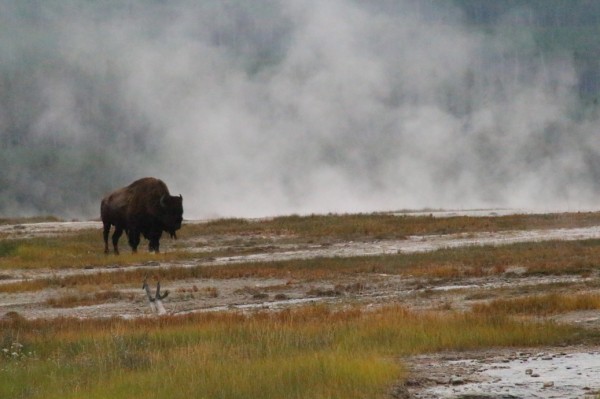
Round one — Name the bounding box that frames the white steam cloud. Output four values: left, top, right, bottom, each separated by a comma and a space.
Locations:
1, 1, 599, 219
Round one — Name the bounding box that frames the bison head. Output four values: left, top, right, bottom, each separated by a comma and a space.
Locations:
159, 194, 183, 238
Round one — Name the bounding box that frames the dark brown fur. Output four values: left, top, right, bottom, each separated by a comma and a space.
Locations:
101, 177, 183, 254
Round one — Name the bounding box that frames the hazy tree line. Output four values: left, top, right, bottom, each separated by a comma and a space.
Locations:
455, 0, 600, 101
457, 0, 600, 26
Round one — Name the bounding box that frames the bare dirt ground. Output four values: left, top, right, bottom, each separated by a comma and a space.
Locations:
401, 346, 600, 398
1, 214, 600, 398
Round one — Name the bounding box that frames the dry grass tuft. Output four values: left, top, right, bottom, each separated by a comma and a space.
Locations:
0, 216, 63, 225
45, 290, 134, 308
176, 285, 219, 298
473, 293, 600, 316
184, 212, 600, 242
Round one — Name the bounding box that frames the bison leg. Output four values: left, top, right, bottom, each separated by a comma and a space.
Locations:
112, 226, 124, 255
103, 223, 111, 254
128, 228, 141, 253
147, 230, 162, 253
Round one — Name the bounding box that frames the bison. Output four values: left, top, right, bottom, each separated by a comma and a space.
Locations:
101, 177, 183, 254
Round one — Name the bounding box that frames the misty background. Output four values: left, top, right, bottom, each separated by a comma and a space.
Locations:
2, 0, 600, 219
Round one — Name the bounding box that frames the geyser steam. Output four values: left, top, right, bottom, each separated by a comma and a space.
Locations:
1, 1, 599, 219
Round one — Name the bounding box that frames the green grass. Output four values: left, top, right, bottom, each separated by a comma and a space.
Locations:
0, 240, 20, 257
0, 305, 589, 399
0, 230, 195, 270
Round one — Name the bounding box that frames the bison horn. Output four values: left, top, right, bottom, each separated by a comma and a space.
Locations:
160, 194, 166, 208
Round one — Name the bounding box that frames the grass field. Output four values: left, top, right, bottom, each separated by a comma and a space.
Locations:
1, 212, 600, 398
2, 236, 600, 293
0, 305, 588, 399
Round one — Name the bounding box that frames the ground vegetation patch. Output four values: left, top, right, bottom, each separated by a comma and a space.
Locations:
1, 211, 600, 398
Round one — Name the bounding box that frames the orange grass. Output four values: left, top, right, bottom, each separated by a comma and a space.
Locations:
3, 238, 600, 293
473, 292, 600, 315
1, 304, 588, 361
184, 212, 600, 241
2, 212, 600, 294
45, 290, 134, 308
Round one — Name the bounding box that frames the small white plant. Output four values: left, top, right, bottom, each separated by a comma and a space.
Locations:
1, 341, 32, 361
